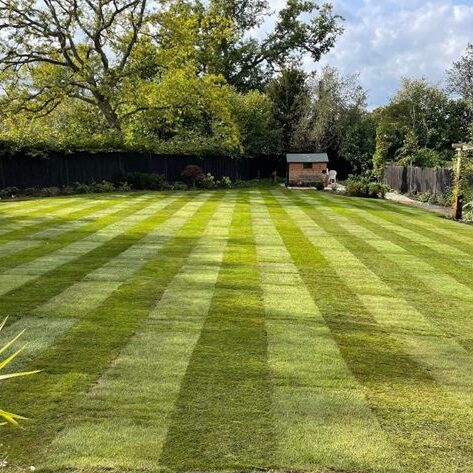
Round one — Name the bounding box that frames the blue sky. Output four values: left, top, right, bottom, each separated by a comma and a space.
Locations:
266, 0, 473, 107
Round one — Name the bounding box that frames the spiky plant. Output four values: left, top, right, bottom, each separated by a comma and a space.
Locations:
0, 318, 40, 426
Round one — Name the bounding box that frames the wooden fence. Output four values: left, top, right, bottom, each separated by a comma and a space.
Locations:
0, 151, 286, 189
384, 165, 453, 194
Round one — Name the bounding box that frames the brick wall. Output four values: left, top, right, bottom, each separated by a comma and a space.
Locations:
288, 162, 327, 183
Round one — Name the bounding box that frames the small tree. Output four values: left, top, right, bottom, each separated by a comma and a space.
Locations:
181, 165, 204, 188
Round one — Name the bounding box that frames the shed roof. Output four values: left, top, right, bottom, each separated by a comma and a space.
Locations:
286, 153, 329, 163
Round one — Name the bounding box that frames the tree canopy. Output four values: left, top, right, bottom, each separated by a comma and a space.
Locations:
0, 0, 344, 155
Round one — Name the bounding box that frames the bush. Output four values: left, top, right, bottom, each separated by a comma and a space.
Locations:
122, 172, 167, 190
368, 182, 388, 198
0, 187, 19, 199
314, 181, 325, 191
24, 187, 39, 196
199, 173, 216, 189
73, 182, 92, 194
181, 165, 204, 188
464, 201, 473, 222
217, 176, 232, 188
92, 180, 115, 193
173, 182, 188, 191
116, 181, 132, 192
345, 177, 388, 198
39, 186, 61, 197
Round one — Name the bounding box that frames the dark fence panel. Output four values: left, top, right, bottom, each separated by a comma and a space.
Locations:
385, 165, 454, 194
0, 151, 285, 189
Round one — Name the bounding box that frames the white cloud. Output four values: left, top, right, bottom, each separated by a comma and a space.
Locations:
316, 0, 473, 107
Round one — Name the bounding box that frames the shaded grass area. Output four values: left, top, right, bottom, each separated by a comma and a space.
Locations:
0, 189, 472, 473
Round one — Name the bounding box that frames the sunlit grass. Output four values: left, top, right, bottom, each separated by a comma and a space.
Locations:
0, 189, 472, 472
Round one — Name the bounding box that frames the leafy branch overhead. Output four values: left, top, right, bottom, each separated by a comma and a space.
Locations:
0, 0, 343, 147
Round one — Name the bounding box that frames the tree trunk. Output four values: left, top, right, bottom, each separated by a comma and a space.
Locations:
94, 93, 121, 132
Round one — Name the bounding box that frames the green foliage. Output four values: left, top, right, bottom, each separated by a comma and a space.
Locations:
217, 176, 232, 188
196, 0, 344, 90
372, 78, 471, 175
340, 114, 377, 174
230, 91, 280, 156
0, 187, 19, 199
303, 67, 368, 153
448, 44, 473, 110
0, 319, 40, 426
266, 68, 311, 153
93, 181, 116, 193
119, 173, 167, 191
198, 173, 216, 189
345, 177, 388, 198
0, 0, 344, 156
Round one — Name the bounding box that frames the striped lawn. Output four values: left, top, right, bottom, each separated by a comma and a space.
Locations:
0, 189, 472, 473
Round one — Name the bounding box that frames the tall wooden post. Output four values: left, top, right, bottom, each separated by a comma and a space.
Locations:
452, 146, 463, 220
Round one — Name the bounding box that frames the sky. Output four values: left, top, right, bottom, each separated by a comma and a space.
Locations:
265, 0, 473, 108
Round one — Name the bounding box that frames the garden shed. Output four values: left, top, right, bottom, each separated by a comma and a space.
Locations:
286, 153, 329, 185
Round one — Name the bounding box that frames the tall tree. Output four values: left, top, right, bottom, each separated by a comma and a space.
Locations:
266, 68, 310, 153
196, 0, 344, 90
448, 44, 473, 109
304, 66, 367, 152
0, 0, 150, 132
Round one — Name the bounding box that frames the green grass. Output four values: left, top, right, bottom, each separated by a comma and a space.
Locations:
0, 189, 473, 473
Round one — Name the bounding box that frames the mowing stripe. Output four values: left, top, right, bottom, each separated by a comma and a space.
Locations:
2, 192, 225, 464
0, 198, 135, 257
34, 193, 213, 318
305, 192, 473, 291
250, 191, 399, 472
337, 193, 473, 249
0, 198, 110, 239
0, 195, 156, 274
0, 194, 196, 321
275, 190, 473, 406
264, 190, 473, 471
314, 192, 473, 262
295, 191, 473, 349
0, 197, 105, 236
0, 197, 87, 217
298, 192, 473, 300
159, 191, 274, 470
0, 194, 182, 296
0, 317, 76, 372
45, 193, 235, 471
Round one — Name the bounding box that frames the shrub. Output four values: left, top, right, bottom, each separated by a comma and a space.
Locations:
92, 180, 115, 193
173, 182, 188, 191
417, 192, 432, 203
24, 187, 39, 196
122, 172, 166, 190
199, 173, 216, 189
73, 182, 92, 194
217, 176, 232, 188
116, 181, 132, 192
345, 177, 388, 198
464, 201, 473, 222
62, 186, 75, 195
181, 165, 204, 188
314, 181, 325, 191
368, 182, 388, 198
39, 186, 61, 197
0, 187, 19, 199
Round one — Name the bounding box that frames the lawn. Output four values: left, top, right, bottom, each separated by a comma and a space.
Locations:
1, 188, 472, 473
